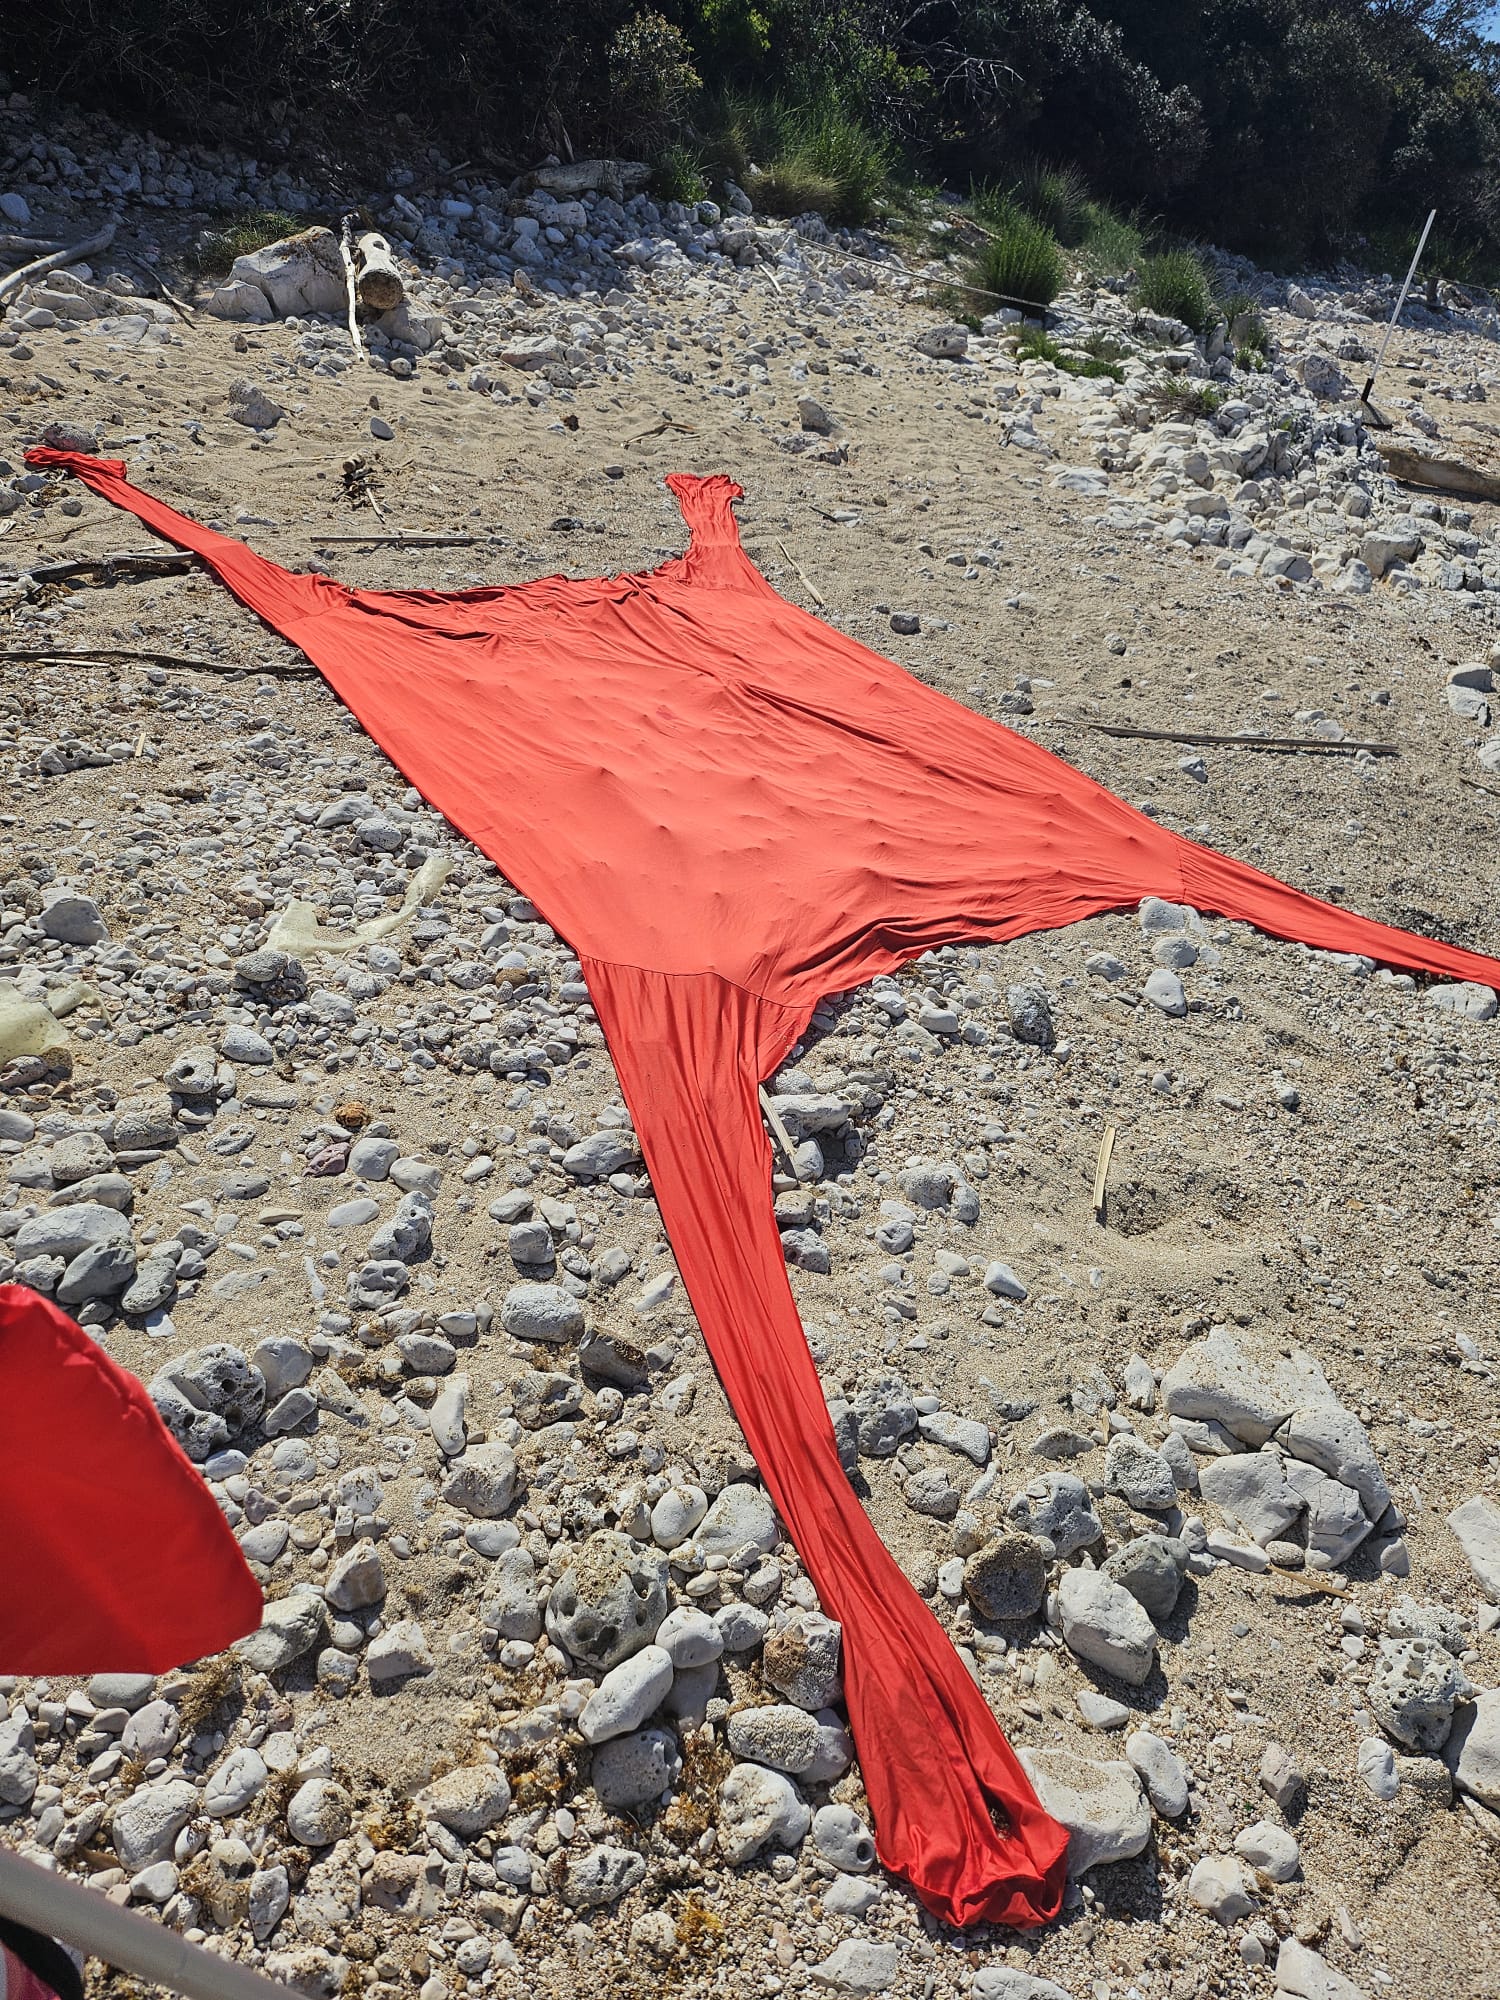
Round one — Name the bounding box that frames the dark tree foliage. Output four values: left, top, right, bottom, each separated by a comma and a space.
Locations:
6, 0, 1500, 262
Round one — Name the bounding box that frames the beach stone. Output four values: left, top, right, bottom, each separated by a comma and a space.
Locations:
324, 1539, 386, 1612
579, 1645, 674, 1743
1235, 1819, 1300, 1881
1103, 1536, 1186, 1621
850, 1375, 918, 1456
113, 1781, 198, 1869
763, 1610, 842, 1709
0, 1716, 36, 1807
716, 1762, 811, 1863
1126, 1730, 1189, 1817
1056, 1568, 1158, 1685
1015, 1747, 1150, 1873
417, 1764, 511, 1835
1368, 1636, 1472, 1752
547, 1530, 670, 1670
590, 1726, 682, 1807
810, 1942, 898, 1994
1447, 1496, 1500, 1600
1103, 1435, 1177, 1512
1272, 1939, 1370, 2000
973, 1974, 1074, 2000
812, 1802, 876, 1873
286, 1780, 351, 1847
560, 1846, 646, 1909
651, 1483, 709, 1549
1006, 1472, 1102, 1559
1356, 1736, 1398, 1801
1445, 1688, 1500, 1809
205, 1747, 267, 1817
501, 1282, 585, 1343
366, 1619, 433, 1685
440, 1441, 517, 1518
696, 1483, 778, 1559
1187, 1854, 1255, 1922
727, 1702, 820, 1774
656, 1604, 723, 1668
235, 1593, 328, 1673
1198, 1452, 1304, 1546
1279, 1404, 1390, 1519
964, 1534, 1048, 1620
39, 887, 108, 944
481, 1547, 543, 1642
562, 1130, 640, 1178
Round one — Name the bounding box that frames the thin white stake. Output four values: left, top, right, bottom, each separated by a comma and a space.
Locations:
0, 1846, 290, 2000
1362, 208, 1436, 405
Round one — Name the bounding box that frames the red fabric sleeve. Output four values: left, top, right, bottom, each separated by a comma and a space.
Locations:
580, 962, 1069, 1927
0, 1288, 262, 1672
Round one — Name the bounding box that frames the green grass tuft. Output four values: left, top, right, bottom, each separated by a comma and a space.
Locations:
977, 211, 1066, 315
654, 144, 709, 206
1011, 159, 1092, 246
190, 209, 303, 276
700, 92, 892, 226
1135, 249, 1216, 333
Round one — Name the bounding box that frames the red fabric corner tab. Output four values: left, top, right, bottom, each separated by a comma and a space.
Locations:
0, 1287, 262, 1672
33, 448, 1500, 1926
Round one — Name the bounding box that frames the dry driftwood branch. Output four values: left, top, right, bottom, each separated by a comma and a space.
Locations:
776, 539, 826, 607
0, 645, 315, 677
124, 252, 195, 325
338, 220, 365, 362
1374, 439, 1500, 502
1063, 717, 1400, 758
352, 231, 404, 311
1092, 1122, 1116, 1221
27, 550, 197, 584
0, 223, 117, 310
311, 531, 476, 547
758, 1086, 799, 1173
0, 233, 66, 260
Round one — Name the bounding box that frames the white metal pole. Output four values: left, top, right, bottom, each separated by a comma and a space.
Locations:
1362, 208, 1437, 405
0, 1847, 290, 2000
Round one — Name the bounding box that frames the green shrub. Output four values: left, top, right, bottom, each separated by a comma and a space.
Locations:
701, 93, 892, 225
1015, 323, 1124, 381
609, 9, 701, 153
1218, 287, 1268, 355
190, 208, 302, 275
1015, 326, 1063, 364
1135, 249, 1215, 333
655, 144, 709, 205
1150, 377, 1224, 419
1078, 201, 1145, 277
977, 211, 1066, 315
1234, 343, 1266, 372
1012, 159, 1092, 246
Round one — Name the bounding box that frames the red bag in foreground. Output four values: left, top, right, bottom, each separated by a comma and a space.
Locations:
29, 447, 1500, 1928
0, 1285, 262, 1673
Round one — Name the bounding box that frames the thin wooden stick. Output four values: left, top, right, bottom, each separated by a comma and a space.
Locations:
27, 551, 197, 583
339, 216, 365, 362
758, 1086, 800, 1173
124, 251, 196, 325
776, 538, 825, 607
0, 223, 117, 310
1458, 773, 1500, 802
1092, 1122, 1116, 1221
0, 646, 314, 677
311, 531, 476, 547
1058, 717, 1400, 758
0, 233, 65, 259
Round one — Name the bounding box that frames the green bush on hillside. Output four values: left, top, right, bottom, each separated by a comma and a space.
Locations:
1135, 249, 1215, 333
978, 211, 1066, 315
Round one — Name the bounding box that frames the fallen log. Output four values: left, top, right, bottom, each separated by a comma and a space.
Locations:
0, 223, 117, 311
1374, 439, 1500, 503
352, 231, 404, 311
525, 158, 650, 201
0, 233, 66, 260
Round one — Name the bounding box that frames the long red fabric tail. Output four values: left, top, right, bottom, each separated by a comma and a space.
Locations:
0, 1287, 262, 1671
581, 963, 1069, 1928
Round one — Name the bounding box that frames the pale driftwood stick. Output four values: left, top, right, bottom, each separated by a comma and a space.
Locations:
776, 538, 826, 607
124, 251, 196, 324
1059, 717, 1401, 758
1092, 1122, 1116, 1222
353, 231, 404, 311
311, 531, 476, 547
0, 1845, 291, 2000
0, 646, 315, 677
758, 1086, 800, 1175
339, 220, 365, 362
0, 233, 66, 259
0, 223, 117, 310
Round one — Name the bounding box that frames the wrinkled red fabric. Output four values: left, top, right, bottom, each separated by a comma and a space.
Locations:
0, 1285, 262, 1671
29, 446, 1500, 1928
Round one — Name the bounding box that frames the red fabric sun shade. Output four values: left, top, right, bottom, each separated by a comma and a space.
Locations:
28, 445, 1500, 1928
0, 1286, 262, 1672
